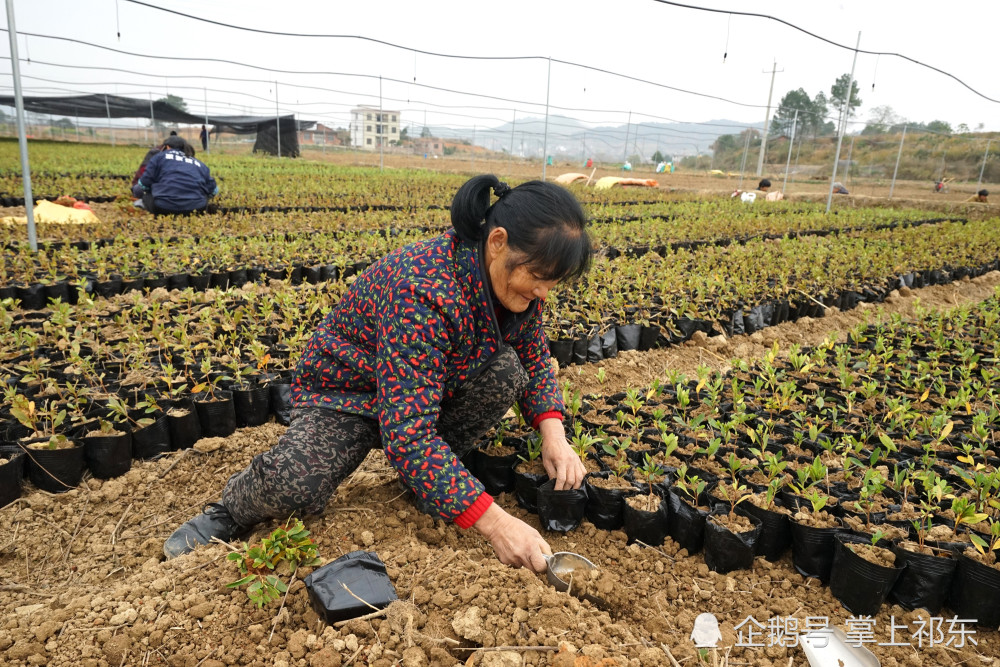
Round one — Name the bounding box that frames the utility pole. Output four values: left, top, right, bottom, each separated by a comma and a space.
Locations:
755, 59, 782, 177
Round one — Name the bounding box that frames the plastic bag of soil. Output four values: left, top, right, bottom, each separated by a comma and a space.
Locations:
537, 479, 588, 532
623, 493, 669, 546
666, 487, 710, 555
888, 544, 957, 614
703, 511, 763, 574
585, 471, 640, 530
304, 550, 397, 624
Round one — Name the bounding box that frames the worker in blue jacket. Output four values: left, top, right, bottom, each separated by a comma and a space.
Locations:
132, 136, 219, 214
165, 175, 592, 573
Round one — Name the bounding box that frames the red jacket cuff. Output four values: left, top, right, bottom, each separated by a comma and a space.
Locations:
454, 492, 494, 529
532, 411, 564, 429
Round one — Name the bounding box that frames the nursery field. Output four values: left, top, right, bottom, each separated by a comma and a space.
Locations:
2, 141, 1000, 667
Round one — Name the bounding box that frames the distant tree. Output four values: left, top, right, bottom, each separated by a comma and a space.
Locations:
926, 120, 953, 134
861, 105, 903, 135
420, 126, 432, 138
399, 127, 409, 141
52, 117, 76, 130
652, 150, 669, 163
829, 73, 862, 119
956, 123, 970, 134
156, 94, 188, 112
804, 92, 831, 137
770, 88, 814, 137
711, 134, 739, 154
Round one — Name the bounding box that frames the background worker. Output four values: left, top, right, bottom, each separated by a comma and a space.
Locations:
164, 174, 591, 573
967, 189, 989, 203
131, 136, 218, 215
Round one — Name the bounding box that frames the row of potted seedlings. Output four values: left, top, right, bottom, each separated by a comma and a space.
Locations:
0, 369, 295, 504
476, 294, 1000, 625
1, 199, 965, 310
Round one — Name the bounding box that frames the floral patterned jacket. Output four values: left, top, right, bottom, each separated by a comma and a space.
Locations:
291, 231, 562, 527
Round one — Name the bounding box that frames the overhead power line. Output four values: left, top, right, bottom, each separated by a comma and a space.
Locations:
649, 0, 1000, 104
121, 0, 999, 105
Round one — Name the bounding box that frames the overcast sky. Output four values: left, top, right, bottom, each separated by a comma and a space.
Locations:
2, 0, 998, 141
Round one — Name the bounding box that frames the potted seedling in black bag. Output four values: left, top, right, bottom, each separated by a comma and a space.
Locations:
622, 455, 668, 545
11, 394, 85, 493
192, 356, 238, 438
704, 454, 761, 573
569, 421, 603, 474
513, 433, 547, 513
108, 393, 172, 460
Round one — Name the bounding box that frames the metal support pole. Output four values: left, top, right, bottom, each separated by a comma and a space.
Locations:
275, 81, 281, 158
782, 110, 797, 195
204, 87, 209, 153
105, 94, 115, 147
737, 130, 752, 190
844, 134, 856, 183
471, 124, 476, 172
6, 0, 36, 251
621, 111, 631, 175
756, 59, 780, 177
378, 76, 384, 172
977, 139, 992, 189
889, 126, 907, 200
541, 57, 551, 180
149, 92, 155, 140
826, 32, 861, 214
508, 109, 516, 172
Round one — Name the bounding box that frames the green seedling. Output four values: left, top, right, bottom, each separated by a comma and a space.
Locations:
227, 517, 320, 608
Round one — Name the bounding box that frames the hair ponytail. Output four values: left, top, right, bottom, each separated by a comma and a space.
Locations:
450, 173, 592, 283
450, 174, 503, 242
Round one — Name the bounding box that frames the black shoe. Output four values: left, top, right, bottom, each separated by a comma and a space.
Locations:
163, 502, 250, 559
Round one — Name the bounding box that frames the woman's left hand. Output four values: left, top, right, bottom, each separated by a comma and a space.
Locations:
538, 418, 586, 490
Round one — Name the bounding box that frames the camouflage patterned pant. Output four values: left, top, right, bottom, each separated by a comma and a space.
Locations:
222, 345, 529, 527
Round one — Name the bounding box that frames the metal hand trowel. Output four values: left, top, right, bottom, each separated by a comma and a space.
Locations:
544, 552, 597, 591
543, 552, 607, 607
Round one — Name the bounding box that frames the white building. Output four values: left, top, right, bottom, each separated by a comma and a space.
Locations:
350, 106, 400, 149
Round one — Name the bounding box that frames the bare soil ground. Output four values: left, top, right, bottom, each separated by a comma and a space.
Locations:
3, 275, 1000, 667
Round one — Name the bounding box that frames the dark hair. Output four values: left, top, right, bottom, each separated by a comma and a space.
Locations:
169, 130, 178, 136
979, 189, 989, 197
451, 174, 591, 282
163, 136, 186, 150
758, 178, 771, 189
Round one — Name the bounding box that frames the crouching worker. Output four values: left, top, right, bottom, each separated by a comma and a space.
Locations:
131, 136, 218, 215
164, 175, 592, 573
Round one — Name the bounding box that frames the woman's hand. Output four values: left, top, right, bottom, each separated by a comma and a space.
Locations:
538, 418, 586, 490
474, 503, 551, 572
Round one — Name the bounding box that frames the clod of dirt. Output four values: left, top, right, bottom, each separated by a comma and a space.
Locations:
103, 634, 130, 664
452, 606, 486, 643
